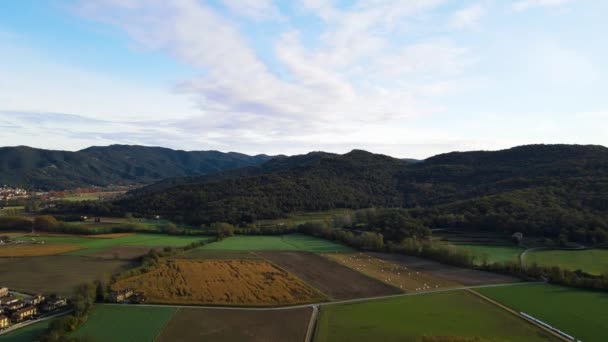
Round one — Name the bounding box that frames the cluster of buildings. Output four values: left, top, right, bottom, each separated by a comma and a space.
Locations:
108, 289, 145, 304
0, 186, 28, 201
0, 287, 67, 330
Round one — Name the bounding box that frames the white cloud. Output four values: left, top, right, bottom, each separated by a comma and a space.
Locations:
512, 0, 572, 11
220, 0, 282, 21
450, 3, 486, 29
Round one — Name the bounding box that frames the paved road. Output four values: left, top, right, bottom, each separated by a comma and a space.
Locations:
0, 310, 73, 336
304, 305, 319, 342
101, 281, 536, 311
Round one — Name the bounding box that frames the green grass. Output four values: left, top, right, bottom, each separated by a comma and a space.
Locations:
13, 234, 210, 255
314, 290, 555, 342
0, 319, 51, 342
476, 283, 608, 342
200, 233, 353, 252
74, 304, 177, 342
450, 244, 524, 265
526, 249, 608, 275
62, 196, 99, 201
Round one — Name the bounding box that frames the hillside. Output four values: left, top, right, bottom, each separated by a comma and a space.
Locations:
93, 144, 608, 243
0, 145, 272, 190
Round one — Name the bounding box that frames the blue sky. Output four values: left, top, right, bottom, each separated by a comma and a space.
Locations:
0, 0, 606, 158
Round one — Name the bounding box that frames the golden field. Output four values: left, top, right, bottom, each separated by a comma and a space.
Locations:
112, 259, 325, 306
0, 243, 83, 257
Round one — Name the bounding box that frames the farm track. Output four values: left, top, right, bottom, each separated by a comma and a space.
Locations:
467, 289, 569, 342
304, 305, 319, 342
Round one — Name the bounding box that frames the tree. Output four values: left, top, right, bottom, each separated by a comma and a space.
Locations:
34, 215, 60, 231
212, 222, 235, 239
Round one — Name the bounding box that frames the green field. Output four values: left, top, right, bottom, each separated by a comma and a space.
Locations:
200, 233, 353, 252
14, 233, 210, 255
62, 196, 99, 201
314, 290, 555, 342
74, 305, 177, 342
0, 319, 51, 342
526, 249, 608, 275
477, 283, 608, 342
451, 244, 524, 265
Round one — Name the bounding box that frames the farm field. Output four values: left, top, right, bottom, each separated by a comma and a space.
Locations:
259, 251, 402, 300
0, 319, 51, 342
74, 304, 177, 342
112, 259, 325, 306
525, 249, 608, 275
450, 244, 524, 265
176, 249, 261, 260
157, 307, 312, 342
0, 256, 134, 295
369, 252, 520, 285
200, 233, 353, 252
84, 246, 163, 260
62, 195, 99, 201
476, 283, 608, 342
0, 243, 83, 256
324, 253, 458, 292
314, 290, 558, 342
13, 233, 209, 255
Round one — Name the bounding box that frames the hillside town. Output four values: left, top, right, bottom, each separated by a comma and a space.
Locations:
0, 286, 68, 332
0, 186, 28, 201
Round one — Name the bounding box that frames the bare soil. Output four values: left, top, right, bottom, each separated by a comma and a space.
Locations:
84, 246, 162, 260
258, 251, 402, 300
157, 307, 313, 342
368, 252, 520, 286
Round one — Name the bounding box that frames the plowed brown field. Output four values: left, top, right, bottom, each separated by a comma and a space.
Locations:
0, 243, 83, 256
323, 253, 458, 292
258, 251, 402, 300
112, 259, 325, 306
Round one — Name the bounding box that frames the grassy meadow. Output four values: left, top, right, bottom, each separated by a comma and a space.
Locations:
476, 283, 608, 342
451, 244, 524, 265
74, 305, 177, 342
13, 233, 210, 255
314, 290, 556, 342
0, 320, 51, 342
525, 249, 608, 275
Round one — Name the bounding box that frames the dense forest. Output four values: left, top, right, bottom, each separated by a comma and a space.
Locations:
0, 145, 272, 190
50, 144, 608, 244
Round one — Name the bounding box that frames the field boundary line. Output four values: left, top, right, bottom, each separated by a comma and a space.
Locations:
152, 307, 180, 342
98, 281, 537, 312
304, 305, 318, 342
466, 289, 570, 342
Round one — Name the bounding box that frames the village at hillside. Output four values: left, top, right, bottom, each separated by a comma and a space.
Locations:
0, 286, 68, 332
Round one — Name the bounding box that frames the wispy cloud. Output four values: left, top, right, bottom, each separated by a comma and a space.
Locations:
512, 0, 572, 11
450, 3, 486, 29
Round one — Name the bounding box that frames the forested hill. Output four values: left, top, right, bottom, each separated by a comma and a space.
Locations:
105, 144, 608, 243
0, 145, 272, 190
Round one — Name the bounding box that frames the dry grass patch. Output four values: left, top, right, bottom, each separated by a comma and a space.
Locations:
324, 253, 458, 292
112, 259, 325, 306
0, 244, 83, 257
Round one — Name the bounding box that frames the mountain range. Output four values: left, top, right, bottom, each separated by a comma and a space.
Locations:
0, 145, 272, 190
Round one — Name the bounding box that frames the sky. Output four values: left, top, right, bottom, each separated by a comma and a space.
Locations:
0, 0, 606, 158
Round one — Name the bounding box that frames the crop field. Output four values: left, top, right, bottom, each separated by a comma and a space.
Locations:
314, 290, 558, 342
259, 251, 401, 300
258, 209, 353, 226
324, 253, 458, 292
112, 259, 325, 306
157, 307, 312, 342
525, 249, 608, 275
14, 233, 209, 255
369, 252, 520, 285
74, 304, 177, 342
0, 256, 134, 295
62, 195, 99, 201
84, 246, 163, 260
476, 283, 608, 342
450, 244, 524, 265
176, 249, 261, 260
200, 233, 353, 252
0, 243, 83, 256
0, 319, 51, 342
